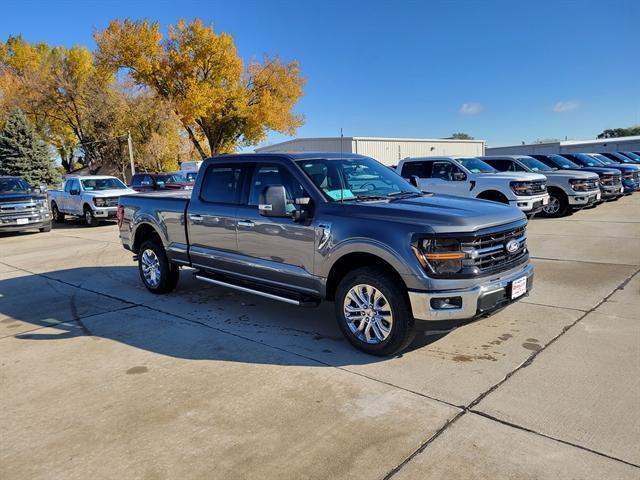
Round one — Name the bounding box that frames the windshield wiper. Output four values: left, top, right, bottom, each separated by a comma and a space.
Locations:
387, 191, 422, 199
343, 194, 389, 202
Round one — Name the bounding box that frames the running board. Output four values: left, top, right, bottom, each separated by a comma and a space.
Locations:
194, 273, 319, 307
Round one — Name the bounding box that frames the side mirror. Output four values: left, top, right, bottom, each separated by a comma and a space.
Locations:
70, 189, 80, 196
452, 172, 467, 181
408, 175, 420, 188
259, 185, 288, 217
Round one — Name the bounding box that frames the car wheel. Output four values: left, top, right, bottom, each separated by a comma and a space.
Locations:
335, 266, 415, 356
51, 203, 64, 223
39, 223, 52, 233
138, 240, 180, 294
83, 206, 98, 226
541, 191, 568, 218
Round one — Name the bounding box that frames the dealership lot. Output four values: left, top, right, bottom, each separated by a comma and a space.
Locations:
1, 196, 639, 479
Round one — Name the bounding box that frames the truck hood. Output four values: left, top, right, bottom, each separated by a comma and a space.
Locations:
0, 192, 45, 204
567, 166, 620, 176
344, 193, 525, 234
542, 170, 599, 181
83, 188, 137, 197
473, 171, 546, 182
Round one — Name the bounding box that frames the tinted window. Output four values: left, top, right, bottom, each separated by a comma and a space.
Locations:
484, 159, 513, 172
0, 177, 31, 193
131, 175, 142, 187
200, 164, 246, 204
519, 157, 553, 172
401, 161, 432, 178
64, 179, 73, 192
431, 161, 463, 180
81, 178, 127, 190
248, 164, 307, 206
457, 158, 496, 173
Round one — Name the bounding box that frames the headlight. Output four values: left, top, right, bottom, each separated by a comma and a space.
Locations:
509, 181, 536, 195
94, 197, 106, 207
569, 179, 595, 191
623, 173, 634, 180
413, 238, 465, 275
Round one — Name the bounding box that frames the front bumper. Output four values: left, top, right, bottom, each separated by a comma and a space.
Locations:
93, 206, 118, 218
568, 190, 600, 207
408, 262, 534, 321
0, 218, 51, 232
622, 180, 639, 194
600, 184, 624, 199
510, 193, 549, 213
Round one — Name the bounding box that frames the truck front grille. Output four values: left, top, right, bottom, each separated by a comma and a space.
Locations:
460, 225, 528, 276
581, 179, 600, 191
104, 197, 119, 207
0, 201, 40, 224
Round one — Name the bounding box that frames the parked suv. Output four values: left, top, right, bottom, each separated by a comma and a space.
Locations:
130, 173, 193, 192
397, 156, 549, 217
562, 153, 639, 194
118, 153, 534, 356
0, 176, 51, 233
530, 154, 623, 201
480, 155, 600, 217
49, 175, 137, 226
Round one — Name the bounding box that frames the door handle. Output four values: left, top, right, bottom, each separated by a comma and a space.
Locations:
237, 220, 255, 228
189, 214, 204, 223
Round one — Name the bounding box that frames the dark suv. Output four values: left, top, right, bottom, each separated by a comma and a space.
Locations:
0, 176, 51, 233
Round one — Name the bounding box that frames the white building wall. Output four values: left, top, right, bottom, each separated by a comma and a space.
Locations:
255, 138, 353, 154
486, 136, 640, 155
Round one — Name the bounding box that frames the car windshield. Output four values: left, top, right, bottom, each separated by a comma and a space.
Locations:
592, 154, 615, 165
297, 157, 420, 201
573, 153, 603, 167
81, 178, 128, 191
183, 172, 197, 182
0, 177, 32, 193
549, 155, 580, 169
519, 157, 553, 172
623, 152, 640, 161
157, 174, 185, 183
457, 158, 496, 173
607, 153, 633, 163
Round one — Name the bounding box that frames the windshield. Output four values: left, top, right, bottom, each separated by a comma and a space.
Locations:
156, 174, 185, 183
607, 153, 633, 163
592, 154, 615, 165
573, 153, 603, 167
549, 155, 580, 169
0, 177, 32, 193
297, 157, 420, 201
519, 157, 553, 172
457, 158, 496, 173
81, 178, 128, 191
183, 172, 197, 182
623, 152, 640, 161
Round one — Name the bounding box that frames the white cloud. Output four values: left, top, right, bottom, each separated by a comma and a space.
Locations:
460, 102, 483, 115
553, 100, 580, 113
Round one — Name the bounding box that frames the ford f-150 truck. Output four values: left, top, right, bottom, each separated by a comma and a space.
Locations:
49, 175, 137, 226
397, 156, 549, 217
0, 176, 51, 233
117, 153, 534, 356
480, 155, 601, 217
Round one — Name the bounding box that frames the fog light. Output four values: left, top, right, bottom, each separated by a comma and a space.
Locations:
430, 297, 463, 310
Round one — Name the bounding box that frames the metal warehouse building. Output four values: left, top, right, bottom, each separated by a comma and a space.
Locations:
486, 136, 640, 156
255, 136, 486, 166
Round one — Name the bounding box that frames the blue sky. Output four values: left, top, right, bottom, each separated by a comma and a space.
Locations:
3, 0, 638, 147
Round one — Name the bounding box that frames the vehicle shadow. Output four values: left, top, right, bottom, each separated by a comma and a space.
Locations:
0, 265, 462, 366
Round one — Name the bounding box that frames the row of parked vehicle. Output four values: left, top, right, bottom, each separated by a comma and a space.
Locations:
394, 151, 640, 218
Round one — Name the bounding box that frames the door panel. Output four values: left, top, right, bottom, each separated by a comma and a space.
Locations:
235, 163, 317, 293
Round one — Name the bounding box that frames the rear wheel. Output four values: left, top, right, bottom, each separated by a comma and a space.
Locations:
335, 267, 415, 356
138, 239, 180, 294
51, 202, 64, 223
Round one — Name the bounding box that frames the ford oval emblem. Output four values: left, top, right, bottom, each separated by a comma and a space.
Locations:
505, 239, 519, 254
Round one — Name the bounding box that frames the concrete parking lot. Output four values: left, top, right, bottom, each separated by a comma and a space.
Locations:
1, 195, 639, 479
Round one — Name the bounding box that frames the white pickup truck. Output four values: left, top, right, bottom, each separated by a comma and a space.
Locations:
49, 175, 137, 226
397, 156, 549, 216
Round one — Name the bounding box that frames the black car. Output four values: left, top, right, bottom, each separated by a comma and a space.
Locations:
531, 154, 623, 201
0, 176, 52, 233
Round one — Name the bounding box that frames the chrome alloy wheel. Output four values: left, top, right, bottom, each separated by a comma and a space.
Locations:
543, 195, 560, 215
141, 249, 161, 288
85, 209, 93, 225
343, 284, 393, 344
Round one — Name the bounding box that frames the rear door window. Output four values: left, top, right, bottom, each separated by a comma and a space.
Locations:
200, 164, 247, 204
401, 161, 432, 178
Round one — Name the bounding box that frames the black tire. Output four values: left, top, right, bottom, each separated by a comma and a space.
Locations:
335, 266, 415, 356
39, 223, 52, 233
83, 205, 99, 226
541, 189, 568, 218
51, 202, 65, 223
138, 239, 180, 294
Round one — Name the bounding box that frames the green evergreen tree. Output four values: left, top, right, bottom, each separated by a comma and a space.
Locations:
0, 109, 60, 186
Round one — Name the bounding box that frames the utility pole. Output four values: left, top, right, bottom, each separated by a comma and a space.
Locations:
127, 131, 136, 180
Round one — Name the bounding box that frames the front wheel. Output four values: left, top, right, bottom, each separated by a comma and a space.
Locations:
39, 223, 52, 233
138, 240, 180, 294
51, 202, 64, 223
335, 267, 415, 356
83, 206, 99, 226
541, 191, 568, 218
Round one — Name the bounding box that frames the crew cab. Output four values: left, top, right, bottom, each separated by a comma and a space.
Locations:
118, 153, 534, 356
480, 155, 600, 217
49, 175, 137, 226
130, 173, 193, 192
562, 153, 639, 194
397, 156, 549, 217
530, 154, 623, 201
0, 176, 51, 233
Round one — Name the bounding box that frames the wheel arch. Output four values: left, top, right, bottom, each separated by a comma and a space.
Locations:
476, 189, 510, 203
132, 222, 163, 254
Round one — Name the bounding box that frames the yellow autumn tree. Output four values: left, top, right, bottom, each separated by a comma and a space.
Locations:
95, 19, 305, 158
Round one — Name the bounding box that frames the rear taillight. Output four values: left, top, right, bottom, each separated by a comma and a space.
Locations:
116, 205, 124, 227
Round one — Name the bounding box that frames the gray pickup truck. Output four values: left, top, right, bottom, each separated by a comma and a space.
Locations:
117, 153, 534, 356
